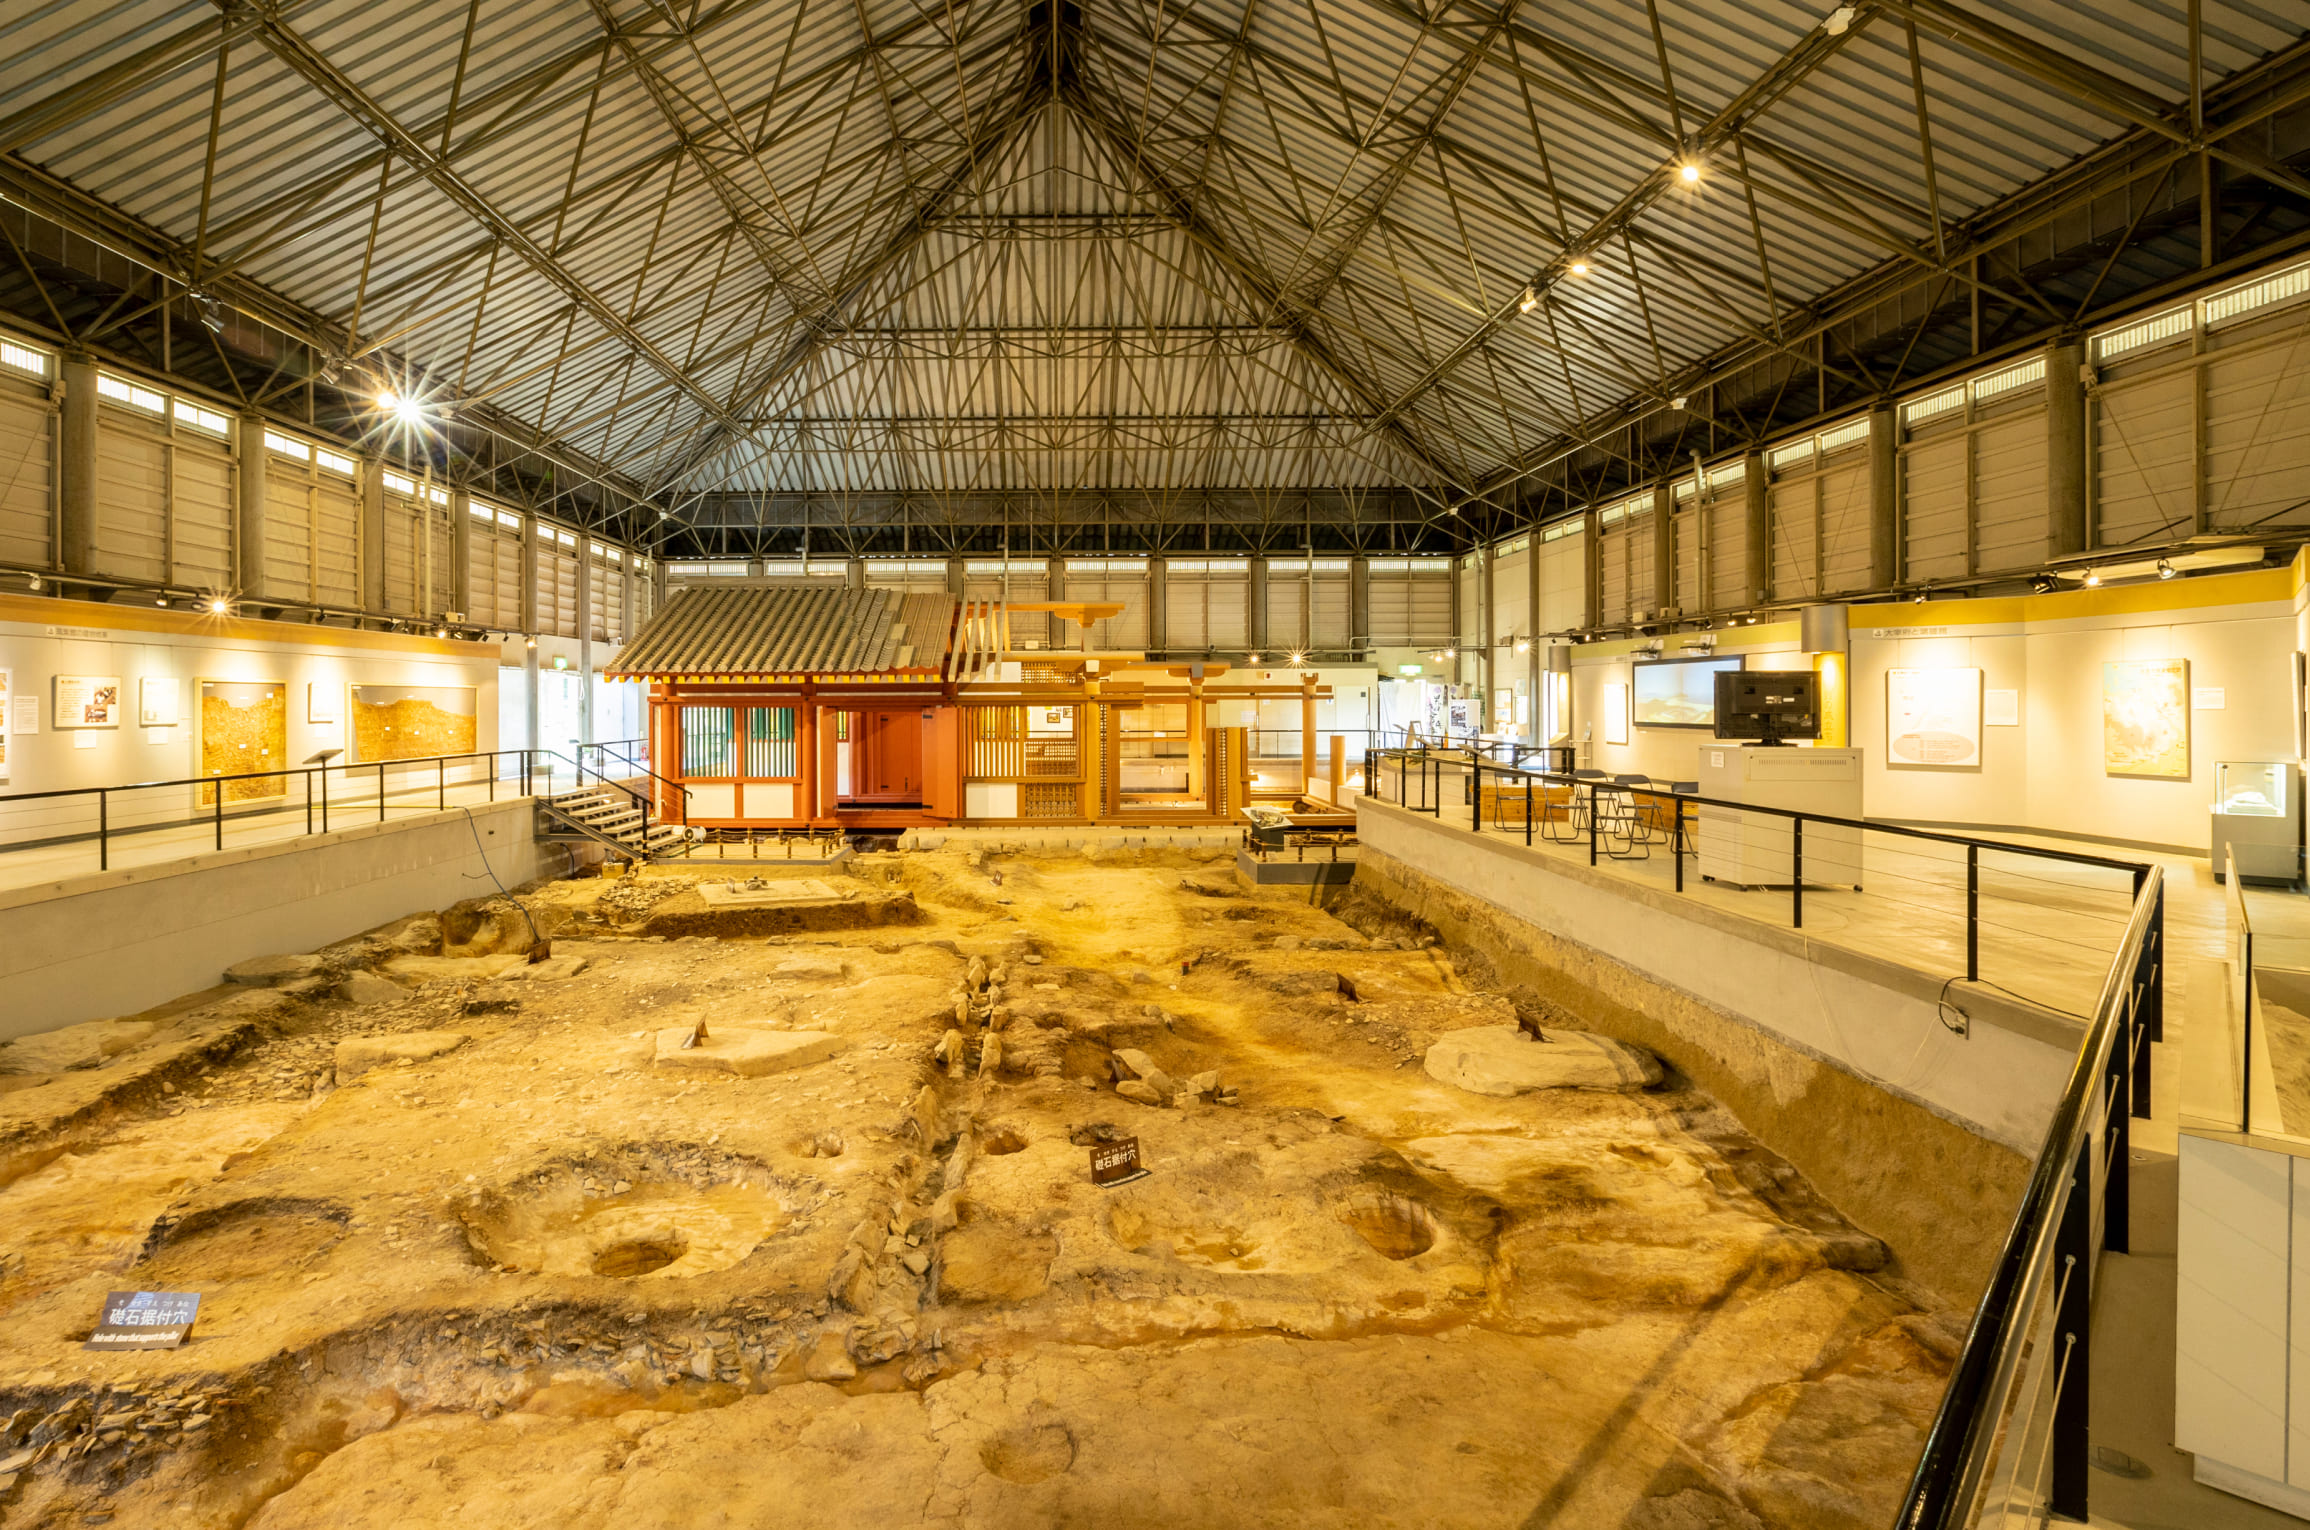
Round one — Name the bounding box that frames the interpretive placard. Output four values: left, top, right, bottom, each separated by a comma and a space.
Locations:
85, 1290, 201, 1350
54, 675, 121, 728
1089, 1137, 1148, 1187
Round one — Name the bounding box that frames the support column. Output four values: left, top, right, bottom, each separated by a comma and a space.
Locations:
1247, 558, 1269, 654
1651, 484, 1674, 618
797, 694, 819, 826
1146, 557, 1168, 655
1299, 675, 1316, 797
945, 557, 967, 600
619, 554, 635, 649
746, 558, 766, 578
1548, 645, 1572, 744
359, 456, 386, 616
1581, 508, 1602, 630
816, 701, 840, 821
236, 411, 267, 602
519, 514, 540, 761
1868, 404, 1898, 591
1349, 556, 1371, 659
575, 543, 593, 748
1480, 544, 1497, 712
845, 557, 865, 591
1526, 529, 1543, 741
1186, 676, 1206, 805
449, 489, 471, 618
58, 352, 96, 583
1743, 452, 1769, 606
2047, 338, 2087, 558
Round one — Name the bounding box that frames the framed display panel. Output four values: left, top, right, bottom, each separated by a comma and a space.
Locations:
1886, 668, 1984, 769
139, 676, 180, 727
1633, 656, 1741, 729
307, 682, 339, 725
0, 668, 9, 782
349, 685, 479, 763
54, 675, 121, 728
1602, 683, 1629, 746
198, 681, 288, 805
2103, 659, 2190, 779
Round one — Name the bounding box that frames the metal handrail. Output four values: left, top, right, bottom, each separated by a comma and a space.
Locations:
578, 738, 695, 822
0, 746, 649, 873
1360, 741, 2165, 1526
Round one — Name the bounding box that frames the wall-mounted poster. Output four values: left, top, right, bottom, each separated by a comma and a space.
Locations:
348, 685, 479, 764
1886, 668, 1983, 769
199, 681, 289, 805
1602, 683, 1629, 746
307, 682, 339, 725
2103, 658, 2190, 779
1025, 704, 1074, 738
54, 675, 121, 728
1447, 697, 1476, 736
139, 676, 180, 728
0, 669, 9, 782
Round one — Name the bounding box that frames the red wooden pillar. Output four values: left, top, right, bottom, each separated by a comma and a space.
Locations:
816, 701, 840, 823
797, 688, 818, 827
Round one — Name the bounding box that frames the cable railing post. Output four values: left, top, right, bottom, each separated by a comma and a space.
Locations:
1587, 782, 1598, 867
1524, 776, 1533, 848
1673, 796, 1684, 893
98, 789, 108, 872
1791, 816, 1804, 929
304, 771, 313, 837
1966, 844, 1980, 983
213, 783, 223, 851
2050, 1136, 2094, 1521
1471, 761, 1482, 835
2106, 1042, 2132, 1256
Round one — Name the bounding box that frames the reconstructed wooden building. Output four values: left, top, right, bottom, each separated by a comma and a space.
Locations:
610, 584, 1334, 832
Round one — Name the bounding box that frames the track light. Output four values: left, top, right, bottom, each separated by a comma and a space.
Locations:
1518, 287, 1539, 314
207, 597, 229, 615
1246, 652, 1260, 664
1825, 5, 1857, 36
1670, 395, 1688, 410
2030, 574, 2057, 595
1288, 651, 1306, 666
1678, 162, 1701, 184
525, 635, 537, 649
1567, 258, 1590, 278
435, 624, 449, 638
1514, 638, 1530, 654
2156, 559, 2176, 580
2082, 570, 2101, 588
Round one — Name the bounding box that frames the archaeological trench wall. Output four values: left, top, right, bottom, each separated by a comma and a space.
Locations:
1352, 796, 2082, 1303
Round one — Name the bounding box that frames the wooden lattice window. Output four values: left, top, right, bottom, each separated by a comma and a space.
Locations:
1022, 783, 1078, 818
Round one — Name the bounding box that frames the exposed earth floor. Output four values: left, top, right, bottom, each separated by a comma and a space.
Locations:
0, 846, 1958, 1528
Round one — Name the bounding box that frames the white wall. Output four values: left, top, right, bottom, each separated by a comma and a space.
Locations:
0, 797, 563, 1035
1569, 623, 1806, 783
0, 594, 498, 812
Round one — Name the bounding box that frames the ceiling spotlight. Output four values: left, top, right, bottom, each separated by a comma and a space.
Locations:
192, 291, 225, 334
1518, 287, 1539, 314
2029, 574, 2058, 595
207, 597, 229, 615
525, 635, 537, 649
1568, 258, 1590, 278
1246, 652, 1260, 664
2156, 558, 2176, 580
154, 597, 167, 608
2082, 570, 2101, 588
1288, 651, 1306, 666
1825, 5, 1857, 36
1514, 639, 1531, 654
1444, 647, 1457, 659
1670, 394, 1689, 410
1911, 592, 1927, 604
1678, 162, 1701, 184
435, 624, 449, 638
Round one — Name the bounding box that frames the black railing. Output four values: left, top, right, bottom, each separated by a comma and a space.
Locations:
0, 746, 655, 875
1360, 744, 2163, 1527
579, 738, 695, 823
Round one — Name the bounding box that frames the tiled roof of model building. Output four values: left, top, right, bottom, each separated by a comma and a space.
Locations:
608, 585, 962, 679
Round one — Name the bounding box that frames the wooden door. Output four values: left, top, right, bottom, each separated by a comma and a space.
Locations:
852, 710, 924, 802
922, 708, 959, 818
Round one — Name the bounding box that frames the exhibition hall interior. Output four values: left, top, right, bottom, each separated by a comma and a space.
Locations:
1, 2, 2309, 1526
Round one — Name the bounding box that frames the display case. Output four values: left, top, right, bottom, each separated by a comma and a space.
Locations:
2212, 761, 2300, 885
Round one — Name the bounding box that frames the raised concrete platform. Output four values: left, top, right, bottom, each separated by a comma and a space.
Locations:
898, 826, 1237, 853
1235, 847, 1356, 886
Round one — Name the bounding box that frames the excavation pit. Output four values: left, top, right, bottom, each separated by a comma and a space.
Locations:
1341, 1194, 1439, 1261
458, 1162, 790, 1280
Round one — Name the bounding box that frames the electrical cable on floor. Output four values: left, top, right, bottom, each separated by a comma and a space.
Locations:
458, 804, 546, 955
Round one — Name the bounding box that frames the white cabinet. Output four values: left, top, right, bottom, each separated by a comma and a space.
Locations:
1696, 745, 1863, 889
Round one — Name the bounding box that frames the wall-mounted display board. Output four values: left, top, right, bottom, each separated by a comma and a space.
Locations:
348, 685, 478, 764
307, 682, 339, 725
54, 676, 120, 728
199, 681, 288, 805
1985, 689, 2020, 728
1602, 683, 1629, 746
1886, 668, 1983, 769
138, 677, 180, 728
1026, 704, 1073, 738
0, 669, 10, 782
2104, 658, 2191, 779
1634, 656, 1742, 729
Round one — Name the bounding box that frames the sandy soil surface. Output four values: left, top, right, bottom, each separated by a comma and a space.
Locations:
0, 846, 1957, 1528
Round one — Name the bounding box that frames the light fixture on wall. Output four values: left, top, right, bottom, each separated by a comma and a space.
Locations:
1246, 652, 1261, 664
2156, 559, 2177, 580
206, 597, 230, 615
1514, 638, 1531, 654
1288, 651, 1306, 666
525, 635, 537, 649
2082, 570, 2102, 588
1518, 286, 1539, 313
2029, 574, 2058, 594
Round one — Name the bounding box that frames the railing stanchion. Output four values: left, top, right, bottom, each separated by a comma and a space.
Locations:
2050, 1136, 2093, 1520
213, 782, 223, 850
1471, 762, 1481, 835
379, 763, 387, 823
1524, 778, 1533, 848
321, 764, 329, 834
304, 771, 313, 836
438, 757, 446, 811
1791, 816, 1803, 929
2105, 1044, 2132, 1256
98, 789, 108, 872
1966, 844, 1980, 982
1673, 797, 1684, 893
1587, 783, 1597, 867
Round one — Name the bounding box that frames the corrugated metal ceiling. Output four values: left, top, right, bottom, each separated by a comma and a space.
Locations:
0, 0, 2300, 518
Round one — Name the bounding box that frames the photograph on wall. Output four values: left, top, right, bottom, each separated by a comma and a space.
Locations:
1447, 697, 1476, 736
307, 682, 339, 725
139, 676, 180, 728
1886, 668, 1983, 769
2103, 658, 2190, 779
349, 685, 479, 764
1603, 683, 1629, 746
54, 675, 121, 728
198, 681, 288, 805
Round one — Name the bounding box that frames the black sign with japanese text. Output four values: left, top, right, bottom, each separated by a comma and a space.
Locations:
1089, 1137, 1148, 1187
85, 1291, 201, 1351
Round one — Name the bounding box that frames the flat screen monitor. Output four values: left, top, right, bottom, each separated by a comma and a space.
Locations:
1715, 670, 1822, 743
1633, 657, 1743, 729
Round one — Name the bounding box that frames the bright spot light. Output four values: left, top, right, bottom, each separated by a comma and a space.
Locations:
377, 390, 399, 411
1679, 162, 1701, 184
1568, 259, 1590, 278
1518, 287, 1538, 313
2082, 570, 2101, 588
207, 598, 228, 615
1288, 651, 1306, 666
